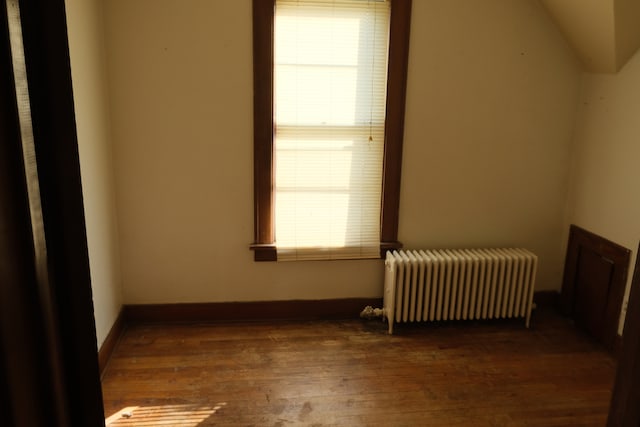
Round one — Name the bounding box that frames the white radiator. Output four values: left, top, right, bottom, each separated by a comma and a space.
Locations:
383, 248, 537, 334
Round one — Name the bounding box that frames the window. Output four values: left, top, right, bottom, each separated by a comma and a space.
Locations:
252, 0, 411, 261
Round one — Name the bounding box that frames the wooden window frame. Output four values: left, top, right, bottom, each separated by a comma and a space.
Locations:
251, 0, 411, 262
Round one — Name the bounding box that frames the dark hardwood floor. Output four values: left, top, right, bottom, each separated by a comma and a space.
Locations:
102, 308, 615, 426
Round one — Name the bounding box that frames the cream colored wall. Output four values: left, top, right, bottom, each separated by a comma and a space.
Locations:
65, 0, 123, 347
541, 0, 616, 72
566, 48, 640, 333
400, 0, 580, 292
104, 0, 580, 304
542, 0, 640, 73
615, 0, 640, 70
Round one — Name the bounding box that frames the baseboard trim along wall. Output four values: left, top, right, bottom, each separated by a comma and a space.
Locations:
98, 292, 562, 376
98, 307, 125, 377
123, 298, 383, 324
532, 290, 560, 310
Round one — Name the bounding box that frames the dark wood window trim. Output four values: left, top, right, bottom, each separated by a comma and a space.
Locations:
251, 0, 411, 262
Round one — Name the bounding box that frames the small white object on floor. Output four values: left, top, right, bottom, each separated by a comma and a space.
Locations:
360, 305, 384, 319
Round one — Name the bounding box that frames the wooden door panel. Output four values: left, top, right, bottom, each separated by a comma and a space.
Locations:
574, 247, 614, 341
562, 225, 630, 352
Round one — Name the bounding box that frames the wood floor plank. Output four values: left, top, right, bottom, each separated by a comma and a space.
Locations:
102, 309, 615, 426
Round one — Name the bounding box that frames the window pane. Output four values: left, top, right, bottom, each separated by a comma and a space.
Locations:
274, 0, 390, 261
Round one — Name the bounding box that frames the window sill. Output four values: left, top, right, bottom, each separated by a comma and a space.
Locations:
380, 240, 403, 257
249, 243, 277, 262
250, 241, 403, 262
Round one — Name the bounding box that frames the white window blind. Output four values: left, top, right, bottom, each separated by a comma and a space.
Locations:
274, 0, 390, 261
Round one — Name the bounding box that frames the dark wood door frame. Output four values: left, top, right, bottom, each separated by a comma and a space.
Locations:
608, 244, 640, 426
4, 2, 639, 426
1, 0, 105, 425
561, 224, 631, 352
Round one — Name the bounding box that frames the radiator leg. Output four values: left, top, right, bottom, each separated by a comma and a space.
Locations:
525, 302, 536, 328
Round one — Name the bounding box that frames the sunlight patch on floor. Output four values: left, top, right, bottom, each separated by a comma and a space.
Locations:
105, 403, 226, 426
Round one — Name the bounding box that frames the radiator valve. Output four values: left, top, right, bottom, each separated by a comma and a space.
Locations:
360, 305, 384, 319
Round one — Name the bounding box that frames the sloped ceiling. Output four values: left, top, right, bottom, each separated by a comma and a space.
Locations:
541, 0, 640, 73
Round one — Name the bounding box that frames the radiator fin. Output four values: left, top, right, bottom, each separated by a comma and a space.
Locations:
383, 248, 537, 334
